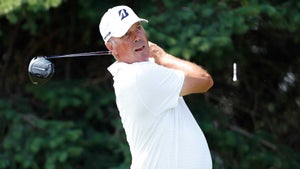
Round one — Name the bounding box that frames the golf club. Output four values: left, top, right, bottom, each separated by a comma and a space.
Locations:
28, 51, 112, 85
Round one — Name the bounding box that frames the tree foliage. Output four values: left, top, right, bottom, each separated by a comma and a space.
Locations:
1, 0, 300, 168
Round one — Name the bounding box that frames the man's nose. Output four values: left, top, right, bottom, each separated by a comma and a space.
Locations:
134, 34, 141, 42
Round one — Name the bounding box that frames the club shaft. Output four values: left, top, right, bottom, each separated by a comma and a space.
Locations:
45, 51, 111, 59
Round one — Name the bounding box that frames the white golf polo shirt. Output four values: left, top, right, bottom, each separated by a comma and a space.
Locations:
108, 60, 212, 169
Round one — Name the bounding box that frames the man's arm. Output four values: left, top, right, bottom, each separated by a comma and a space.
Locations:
149, 42, 213, 96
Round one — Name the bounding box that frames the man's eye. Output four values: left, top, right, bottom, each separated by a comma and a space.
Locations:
137, 25, 142, 30
122, 33, 129, 39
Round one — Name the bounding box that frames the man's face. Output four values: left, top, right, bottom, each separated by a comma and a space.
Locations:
106, 22, 149, 63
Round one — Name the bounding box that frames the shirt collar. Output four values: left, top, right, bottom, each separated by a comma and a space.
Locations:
107, 58, 155, 76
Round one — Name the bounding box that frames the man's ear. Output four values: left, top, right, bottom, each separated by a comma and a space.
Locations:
105, 41, 119, 60
105, 41, 113, 51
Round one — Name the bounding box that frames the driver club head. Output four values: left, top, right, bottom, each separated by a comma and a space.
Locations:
28, 56, 55, 85
27, 50, 111, 85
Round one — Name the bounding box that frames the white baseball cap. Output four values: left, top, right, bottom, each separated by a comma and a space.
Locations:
99, 5, 148, 43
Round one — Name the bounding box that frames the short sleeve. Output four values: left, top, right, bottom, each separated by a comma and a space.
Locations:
136, 62, 185, 115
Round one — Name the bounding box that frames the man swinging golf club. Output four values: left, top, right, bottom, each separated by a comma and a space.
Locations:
100, 5, 214, 169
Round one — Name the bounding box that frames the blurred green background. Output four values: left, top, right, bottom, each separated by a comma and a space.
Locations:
1, 0, 300, 168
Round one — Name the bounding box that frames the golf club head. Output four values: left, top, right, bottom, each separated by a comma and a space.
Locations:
28, 56, 54, 85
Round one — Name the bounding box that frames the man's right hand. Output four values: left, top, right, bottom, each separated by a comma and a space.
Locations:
148, 41, 167, 65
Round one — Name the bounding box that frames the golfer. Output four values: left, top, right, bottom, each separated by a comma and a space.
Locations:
99, 5, 214, 169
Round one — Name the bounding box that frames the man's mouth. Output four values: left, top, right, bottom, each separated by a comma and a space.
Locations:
135, 46, 145, 52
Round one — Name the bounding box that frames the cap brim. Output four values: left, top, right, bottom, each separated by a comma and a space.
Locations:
112, 18, 148, 38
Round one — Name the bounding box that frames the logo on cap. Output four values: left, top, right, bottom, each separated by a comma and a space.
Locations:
118, 9, 129, 20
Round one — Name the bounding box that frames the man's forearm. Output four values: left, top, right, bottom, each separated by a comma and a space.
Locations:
160, 53, 213, 95
149, 42, 213, 95
156, 53, 210, 79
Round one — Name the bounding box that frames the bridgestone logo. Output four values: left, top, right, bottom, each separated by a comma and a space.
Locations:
119, 9, 129, 20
